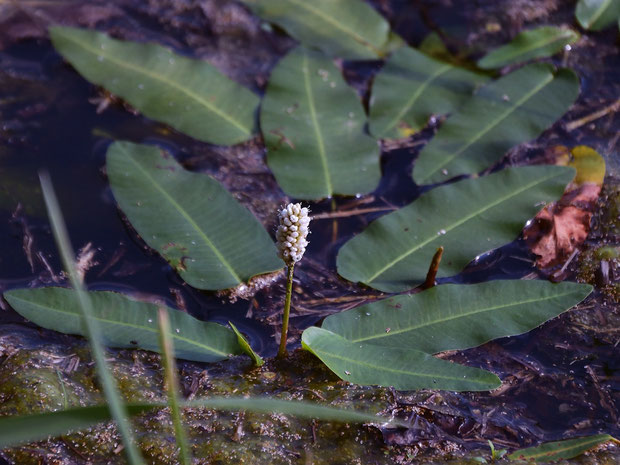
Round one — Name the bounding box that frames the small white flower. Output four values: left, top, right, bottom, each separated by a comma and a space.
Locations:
276, 203, 310, 265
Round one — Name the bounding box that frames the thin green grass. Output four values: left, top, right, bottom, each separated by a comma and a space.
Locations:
158, 308, 191, 465
39, 172, 145, 465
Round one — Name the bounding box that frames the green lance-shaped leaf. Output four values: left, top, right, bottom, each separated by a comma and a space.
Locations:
322, 280, 592, 354
413, 63, 579, 185
477, 26, 580, 69
107, 141, 283, 290
576, 0, 620, 31
262, 47, 380, 199
302, 327, 501, 391
241, 0, 392, 59
369, 47, 488, 139
49, 26, 258, 145
0, 397, 407, 449
508, 434, 619, 462
4, 287, 243, 363
337, 165, 574, 292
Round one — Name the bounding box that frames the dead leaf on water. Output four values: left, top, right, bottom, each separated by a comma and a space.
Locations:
524, 145, 605, 270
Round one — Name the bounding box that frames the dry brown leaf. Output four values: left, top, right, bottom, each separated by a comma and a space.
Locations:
523, 145, 605, 270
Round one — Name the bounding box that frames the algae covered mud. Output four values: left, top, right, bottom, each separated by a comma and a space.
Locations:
0, 0, 619, 463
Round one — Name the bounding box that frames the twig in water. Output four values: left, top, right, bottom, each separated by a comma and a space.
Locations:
566, 99, 620, 131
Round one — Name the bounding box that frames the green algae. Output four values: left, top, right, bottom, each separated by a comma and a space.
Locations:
2, 332, 617, 464
0, 328, 395, 464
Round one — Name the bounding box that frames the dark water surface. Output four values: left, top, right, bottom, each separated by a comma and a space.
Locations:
0, 0, 618, 463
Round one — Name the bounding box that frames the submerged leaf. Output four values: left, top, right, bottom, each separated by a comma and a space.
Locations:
413, 63, 579, 184
369, 47, 488, 139
477, 26, 579, 69
337, 165, 574, 292
575, 0, 620, 31
4, 287, 243, 363
107, 141, 282, 290
508, 434, 619, 462
241, 0, 391, 59
302, 327, 501, 391
322, 281, 592, 354
262, 47, 380, 199
49, 26, 258, 145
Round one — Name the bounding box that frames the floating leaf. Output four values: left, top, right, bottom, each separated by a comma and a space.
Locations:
4, 287, 243, 363
241, 0, 391, 59
369, 47, 488, 139
302, 327, 501, 391
49, 26, 258, 145
477, 26, 580, 69
413, 63, 579, 185
337, 165, 574, 292
322, 280, 592, 353
0, 397, 405, 449
229, 321, 264, 366
576, 0, 620, 31
107, 141, 282, 290
262, 47, 380, 199
508, 434, 619, 462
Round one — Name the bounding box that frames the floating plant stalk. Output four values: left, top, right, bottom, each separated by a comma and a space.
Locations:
276, 203, 311, 358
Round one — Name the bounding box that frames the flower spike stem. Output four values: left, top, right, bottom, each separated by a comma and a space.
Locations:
275, 203, 310, 358
278, 264, 295, 358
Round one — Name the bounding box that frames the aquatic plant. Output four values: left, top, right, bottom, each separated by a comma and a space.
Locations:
1, 0, 617, 461
275, 203, 311, 357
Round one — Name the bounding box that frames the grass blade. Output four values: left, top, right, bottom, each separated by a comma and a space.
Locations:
0, 398, 406, 449
0, 405, 153, 449
38, 172, 144, 465
508, 434, 619, 462
158, 308, 191, 465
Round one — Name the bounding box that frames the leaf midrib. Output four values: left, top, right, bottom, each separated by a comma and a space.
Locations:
365, 169, 563, 284
302, 52, 333, 196
346, 289, 580, 343
285, 0, 382, 55
56, 29, 251, 137
377, 61, 452, 137
8, 294, 230, 357
419, 69, 555, 182
118, 145, 242, 284
312, 345, 492, 385
483, 29, 576, 66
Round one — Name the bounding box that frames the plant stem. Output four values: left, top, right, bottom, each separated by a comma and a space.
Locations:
278, 264, 295, 358
422, 246, 444, 289
331, 197, 338, 243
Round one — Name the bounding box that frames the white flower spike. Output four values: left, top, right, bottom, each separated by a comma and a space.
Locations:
276, 203, 311, 265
